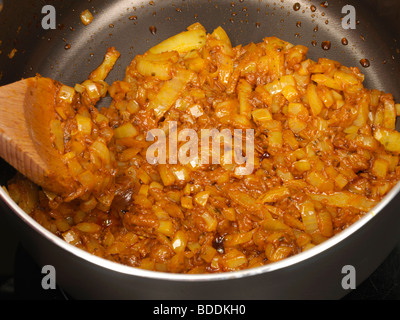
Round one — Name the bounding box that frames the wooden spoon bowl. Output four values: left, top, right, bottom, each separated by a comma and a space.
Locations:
0, 77, 78, 196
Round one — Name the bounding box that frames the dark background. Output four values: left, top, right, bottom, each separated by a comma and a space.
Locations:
1, 0, 400, 300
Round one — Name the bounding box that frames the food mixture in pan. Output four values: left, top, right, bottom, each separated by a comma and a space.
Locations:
6, 23, 400, 273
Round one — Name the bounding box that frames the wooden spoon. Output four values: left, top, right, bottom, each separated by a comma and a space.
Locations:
0, 76, 78, 196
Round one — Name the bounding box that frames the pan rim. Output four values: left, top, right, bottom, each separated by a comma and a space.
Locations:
1, 178, 399, 282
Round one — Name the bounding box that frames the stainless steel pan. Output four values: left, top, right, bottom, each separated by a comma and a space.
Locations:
1, 0, 400, 299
